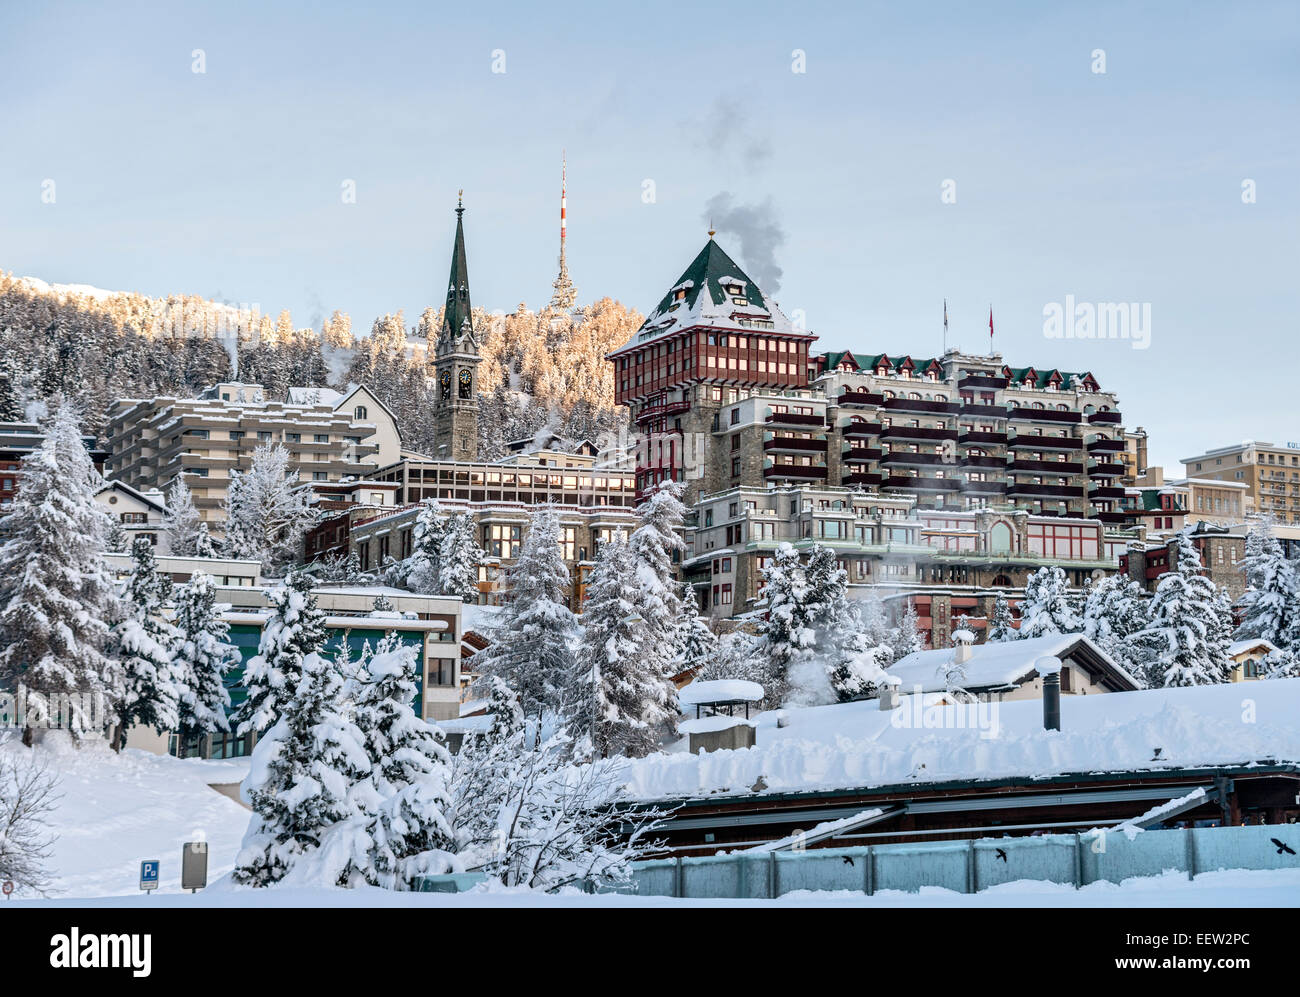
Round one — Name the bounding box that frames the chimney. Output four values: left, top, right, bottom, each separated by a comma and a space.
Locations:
1034, 655, 1062, 731
951, 628, 975, 664
877, 675, 902, 711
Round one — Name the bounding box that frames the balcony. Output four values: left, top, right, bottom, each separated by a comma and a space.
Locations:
882, 396, 962, 415
959, 430, 1007, 446
763, 462, 828, 481
843, 471, 885, 488
962, 479, 1008, 494
880, 425, 959, 443
1011, 458, 1083, 474
635, 399, 691, 425
882, 451, 952, 468
1007, 482, 1084, 498
1089, 485, 1128, 500
763, 436, 828, 455
1008, 435, 1083, 452
765, 411, 826, 429
1088, 410, 1123, 425
1087, 437, 1126, 454
1087, 460, 1125, 477
1094, 510, 1134, 524
959, 403, 1007, 419
842, 446, 883, 464
842, 421, 883, 439
838, 389, 884, 407
884, 475, 963, 492
1008, 407, 1082, 424
962, 454, 1008, 470
957, 374, 1009, 390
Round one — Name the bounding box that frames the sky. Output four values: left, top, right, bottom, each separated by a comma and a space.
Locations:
1, 0, 1296, 474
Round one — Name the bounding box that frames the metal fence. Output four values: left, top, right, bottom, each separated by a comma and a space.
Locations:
626, 822, 1300, 900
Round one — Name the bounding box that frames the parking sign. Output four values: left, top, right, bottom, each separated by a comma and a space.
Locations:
139, 860, 160, 893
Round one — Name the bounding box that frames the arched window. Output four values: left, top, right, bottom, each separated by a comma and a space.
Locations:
992, 573, 1012, 587
354, 405, 368, 420
990, 522, 1013, 554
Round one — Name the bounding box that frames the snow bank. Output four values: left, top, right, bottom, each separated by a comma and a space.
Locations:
0, 734, 251, 898
621, 678, 1300, 802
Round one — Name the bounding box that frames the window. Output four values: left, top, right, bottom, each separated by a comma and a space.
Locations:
354, 406, 368, 420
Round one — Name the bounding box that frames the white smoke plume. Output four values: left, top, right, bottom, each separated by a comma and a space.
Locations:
703, 193, 786, 295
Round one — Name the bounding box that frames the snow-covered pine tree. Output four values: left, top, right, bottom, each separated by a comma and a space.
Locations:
625, 481, 686, 729
193, 521, 217, 558
579, 536, 663, 757
372, 592, 394, 613
162, 474, 202, 557
0, 402, 120, 744
111, 537, 184, 750
1130, 530, 1232, 687
1082, 573, 1150, 660
471, 505, 578, 718
985, 592, 1017, 643
1017, 566, 1082, 639
1235, 516, 1297, 650
437, 511, 484, 603
233, 653, 371, 886
350, 635, 456, 887
890, 602, 926, 660
172, 571, 239, 748
674, 584, 719, 679
752, 542, 815, 706
106, 519, 129, 554
404, 499, 448, 594
233, 570, 327, 736
221, 442, 318, 574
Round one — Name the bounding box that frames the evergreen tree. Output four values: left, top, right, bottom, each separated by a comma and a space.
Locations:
233, 653, 371, 886
752, 543, 817, 705
173, 571, 238, 747
193, 521, 217, 558
674, 584, 719, 678
162, 474, 202, 557
579, 537, 665, 757
111, 537, 184, 750
986, 592, 1017, 643
372, 592, 395, 613
0, 402, 120, 743
350, 635, 456, 887
1017, 566, 1082, 639
222, 443, 318, 574
106, 518, 129, 554
1082, 573, 1150, 660
471, 505, 578, 718
438, 511, 484, 602
1235, 517, 1297, 650
1130, 531, 1233, 687
234, 570, 327, 736
405, 499, 448, 595
890, 602, 926, 659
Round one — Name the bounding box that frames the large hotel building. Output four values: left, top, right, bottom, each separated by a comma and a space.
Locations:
608, 237, 1140, 644
1180, 440, 1300, 525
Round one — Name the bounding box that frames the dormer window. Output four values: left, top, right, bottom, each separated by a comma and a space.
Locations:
674, 288, 687, 301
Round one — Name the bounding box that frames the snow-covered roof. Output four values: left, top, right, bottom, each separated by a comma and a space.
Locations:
1227, 638, 1278, 658
678, 679, 765, 707
888, 633, 1138, 695
620, 677, 1300, 803
286, 386, 343, 406
679, 715, 757, 734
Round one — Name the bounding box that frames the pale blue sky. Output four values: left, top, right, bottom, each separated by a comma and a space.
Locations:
1, 1, 1296, 473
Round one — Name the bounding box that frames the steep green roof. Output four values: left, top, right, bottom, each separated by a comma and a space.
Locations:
648, 237, 770, 319
440, 201, 473, 343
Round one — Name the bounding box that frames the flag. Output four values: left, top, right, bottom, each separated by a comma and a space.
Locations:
988, 307, 994, 351
943, 299, 949, 333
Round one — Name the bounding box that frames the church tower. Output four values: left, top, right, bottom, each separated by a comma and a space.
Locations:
432, 191, 481, 461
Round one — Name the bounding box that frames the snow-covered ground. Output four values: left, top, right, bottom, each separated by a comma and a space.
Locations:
630, 677, 1300, 801
11, 867, 1299, 907
1, 734, 251, 899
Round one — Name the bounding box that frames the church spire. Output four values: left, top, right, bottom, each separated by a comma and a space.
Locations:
442, 190, 473, 345
550, 152, 577, 311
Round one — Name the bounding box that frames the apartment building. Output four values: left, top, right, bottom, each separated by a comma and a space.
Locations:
1119, 522, 1248, 600
1180, 440, 1300, 525
0, 421, 108, 521
104, 382, 397, 528
1174, 476, 1248, 526
687, 484, 1129, 646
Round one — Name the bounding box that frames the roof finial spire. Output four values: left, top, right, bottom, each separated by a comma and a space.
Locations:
708, 218, 716, 239
457, 188, 464, 214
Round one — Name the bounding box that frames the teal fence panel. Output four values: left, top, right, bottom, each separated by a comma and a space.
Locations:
873, 840, 970, 894
1192, 823, 1300, 875
973, 835, 1078, 890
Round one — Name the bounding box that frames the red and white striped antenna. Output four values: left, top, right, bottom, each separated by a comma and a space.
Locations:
560, 150, 567, 251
